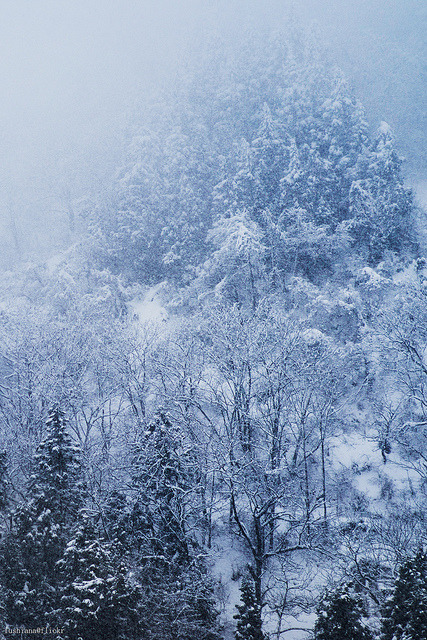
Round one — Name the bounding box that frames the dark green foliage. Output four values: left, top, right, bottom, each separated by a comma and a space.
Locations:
102, 490, 133, 549
55, 522, 141, 640
234, 575, 266, 640
132, 412, 221, 639
314, 583, 373, 640
0, 452, 9, 512
28, 408, 84, 526
137, 562, 222, 640
99, 411, 222, 640
0, 409, 84, 627
381, 549, 427, 640
131, 411, 196, 563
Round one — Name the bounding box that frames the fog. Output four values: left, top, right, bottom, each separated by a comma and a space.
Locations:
0, 0, 425, 265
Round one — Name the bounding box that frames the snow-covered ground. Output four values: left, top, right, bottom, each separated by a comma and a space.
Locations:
129, 283, 168, 324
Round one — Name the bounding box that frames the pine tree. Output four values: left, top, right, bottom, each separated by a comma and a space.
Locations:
234, 575, 266, 640
28, 408, 84, 526
349, 122, 415, 263
126, 411, 222, 640
0, 408, 84, 627
0, 452, 9, 512
136, 561, 222, 640
381, 549, 427, 640
314, 583, 373, 640
55, 522, 141, 640
203, 210, 267, 308
131, 411, 194, 563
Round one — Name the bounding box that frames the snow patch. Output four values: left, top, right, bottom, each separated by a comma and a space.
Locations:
129, 283, 168, 323
330, 432, 382, 471
358, 267, 385, 289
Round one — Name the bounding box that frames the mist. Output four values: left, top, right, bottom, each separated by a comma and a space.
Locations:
0, 0, 425, 266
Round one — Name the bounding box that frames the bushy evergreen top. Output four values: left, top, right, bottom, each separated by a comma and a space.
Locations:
314, 582, 373, 640
381, 548, 427, 640
0, 408, 85, 628
131, 411, 195, 562
55, 522, 141, 640
28, 407, 84, 525
234, 575, 266, 640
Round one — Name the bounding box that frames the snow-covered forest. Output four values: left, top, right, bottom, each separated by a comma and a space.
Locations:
0, 2, 426, 639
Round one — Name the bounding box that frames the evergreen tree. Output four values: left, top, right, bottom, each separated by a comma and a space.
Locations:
131, 411, 195, 563
381, 549, 427, 640
126, 411, 222, 640
55, 522, 141, 640
0, 408, 84, 626
28, 408, 84, 527
102, 490, 133, 549
136, 562, 222, 640
349, 122, 415, 263
203, 210, 267, 308
0, 452, 9, 513
95, 109, 218, 284
234, 575, 266, 640
314, 583, 373, 640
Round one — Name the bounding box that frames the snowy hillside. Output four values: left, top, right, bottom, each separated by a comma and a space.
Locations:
0, 22, 426, 640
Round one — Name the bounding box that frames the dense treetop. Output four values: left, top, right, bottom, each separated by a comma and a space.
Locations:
93, 32, 416, 291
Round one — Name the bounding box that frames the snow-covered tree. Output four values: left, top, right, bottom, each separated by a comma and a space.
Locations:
93, 31, 416, 289
94, 111, 218, 284
0, 452, 9, 513
372, 281, 427, 486
234, 575, 266, 640
0, 408, 84, 626
124, 411, 222, 640
136, 561, 222, 640
381, 549, 427, 640
349, 122, 415, 263
55, 522, 141, 640
28, 408, 84, 524
314, 583, 373, 640
131, 411, 197, 562
202, 210, 267, 308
